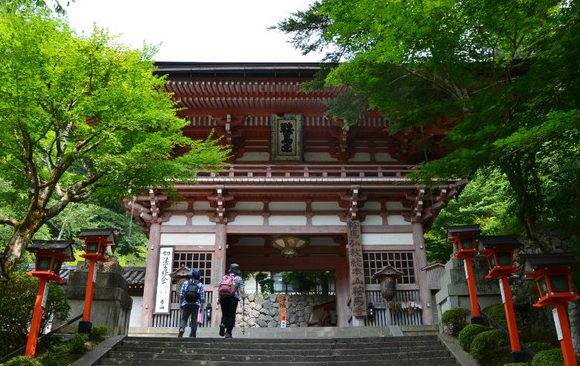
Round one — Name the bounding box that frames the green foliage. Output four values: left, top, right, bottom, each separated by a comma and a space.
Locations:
276, 0, 580, 253
426, 169, 521, 264
527, 342, 555, 353
88, 325, 108, 342
530, 349, 565, 366
441, 307, 471, 335
458, 324, 487, 352
40, 333, 89, 366
1, 355, 42, 366
0, 273, 70, 357
258, 278, 275, 295
0, 8, 229, 274
281, 272, 319, 294
470, 329, 510, 366
502, 363, 528, 366
483, 303, 523, 331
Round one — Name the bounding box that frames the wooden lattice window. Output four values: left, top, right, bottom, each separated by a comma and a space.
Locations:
363, 252, 415, 285
173, 252, 213, 285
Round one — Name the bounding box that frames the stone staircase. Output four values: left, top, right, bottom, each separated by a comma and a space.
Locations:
87, 328, 461, 366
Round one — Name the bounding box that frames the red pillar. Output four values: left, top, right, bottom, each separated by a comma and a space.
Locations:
554, 303, 578, 366
25, 277, 48, 357
464, 257, 481, 317
499, 274, 521, 352
83, 260, 96, 321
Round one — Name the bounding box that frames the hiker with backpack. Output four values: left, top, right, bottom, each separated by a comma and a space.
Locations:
178, 269, 205, 338
217, 263, 244, 338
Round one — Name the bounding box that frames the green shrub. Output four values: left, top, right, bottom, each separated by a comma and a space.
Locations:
441, 307, 471, 335
502, 363, 528, 366
483, 303, 523, 330
1, 355, 42, 366
89, 325, 108, 341
530, 349, 564, 366
470, 329, 511, 366
458, 324, 487, 352
0, 273, 70, 357
527, 341, 555, 353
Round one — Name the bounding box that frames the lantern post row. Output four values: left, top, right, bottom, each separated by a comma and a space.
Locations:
24, 240, 76, 357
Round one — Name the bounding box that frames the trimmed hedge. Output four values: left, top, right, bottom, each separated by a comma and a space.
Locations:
458, 324, 487, 352
441, 307, 471, 335
470, 329, 511, 366
530, 349, 564, 366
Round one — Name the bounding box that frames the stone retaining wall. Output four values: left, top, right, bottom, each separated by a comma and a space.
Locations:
235, 294, 336, 328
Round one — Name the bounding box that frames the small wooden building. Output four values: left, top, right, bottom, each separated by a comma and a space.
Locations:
126, 62, 462, 328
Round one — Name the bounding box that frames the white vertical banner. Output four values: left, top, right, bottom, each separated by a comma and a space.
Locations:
41, 283, 49, 309
553, 308, 564, 341
154, 247, 173, 314
499, 279, 506, 304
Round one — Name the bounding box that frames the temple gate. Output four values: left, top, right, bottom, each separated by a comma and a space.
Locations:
125, 62, 462, 328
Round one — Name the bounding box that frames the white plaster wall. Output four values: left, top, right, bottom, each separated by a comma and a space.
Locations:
191, 215, 212, 225
311, 215, 342, 226
347, 152, 371, 162
387, 215, 410, 225
386, 202, 405, 210
166, 215, 187, 225
237, 152, 270, 161
361, 215, 383, 226
304, 152, 337, 162
129, 296, 143, 327
229, 215, 264, 226
375, 153, 397, 162
193, 201, 211, 210
311, 202, 340, 211
167, 202, 188, 211
160, 233, 216, 246
362, 233, 414, 245
361, 201, 381, 211
269, 215, 307, 225
269, 202, 306, 211
232, 202, 264, 211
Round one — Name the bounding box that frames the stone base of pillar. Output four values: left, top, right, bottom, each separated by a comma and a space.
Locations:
64, 261, 133, 335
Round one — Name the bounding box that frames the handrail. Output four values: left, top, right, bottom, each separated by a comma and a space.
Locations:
0, 314, 83, 364
196, 164, 418, 179
479, 307, 536, 357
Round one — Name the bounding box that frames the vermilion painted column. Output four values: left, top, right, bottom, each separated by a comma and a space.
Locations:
464, 257, 481, 318
554, 303, 578, 366
25, 278, 48, 357
499, 274, 521, 352
82, 261, 96, 321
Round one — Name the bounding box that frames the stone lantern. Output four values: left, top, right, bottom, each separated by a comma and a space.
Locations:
25, 240, 75, 357
372, 265, 403, 301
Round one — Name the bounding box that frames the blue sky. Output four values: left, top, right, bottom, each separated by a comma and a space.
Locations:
66, 0, 323, 62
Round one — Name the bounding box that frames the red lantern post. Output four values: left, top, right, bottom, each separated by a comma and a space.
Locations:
478, 235, 525, 363
446, 225, 484, 324
77, 228, 118, 334
522, 253, 580, 366
24, 240, 75, 357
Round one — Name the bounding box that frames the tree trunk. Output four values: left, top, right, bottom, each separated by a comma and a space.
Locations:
4, 227, 35, 275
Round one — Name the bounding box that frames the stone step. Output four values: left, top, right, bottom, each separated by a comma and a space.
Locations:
128, 325, 439, 339
107, 348, 451, 360
98, 357, 459, 366
115, 343, 443, 354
